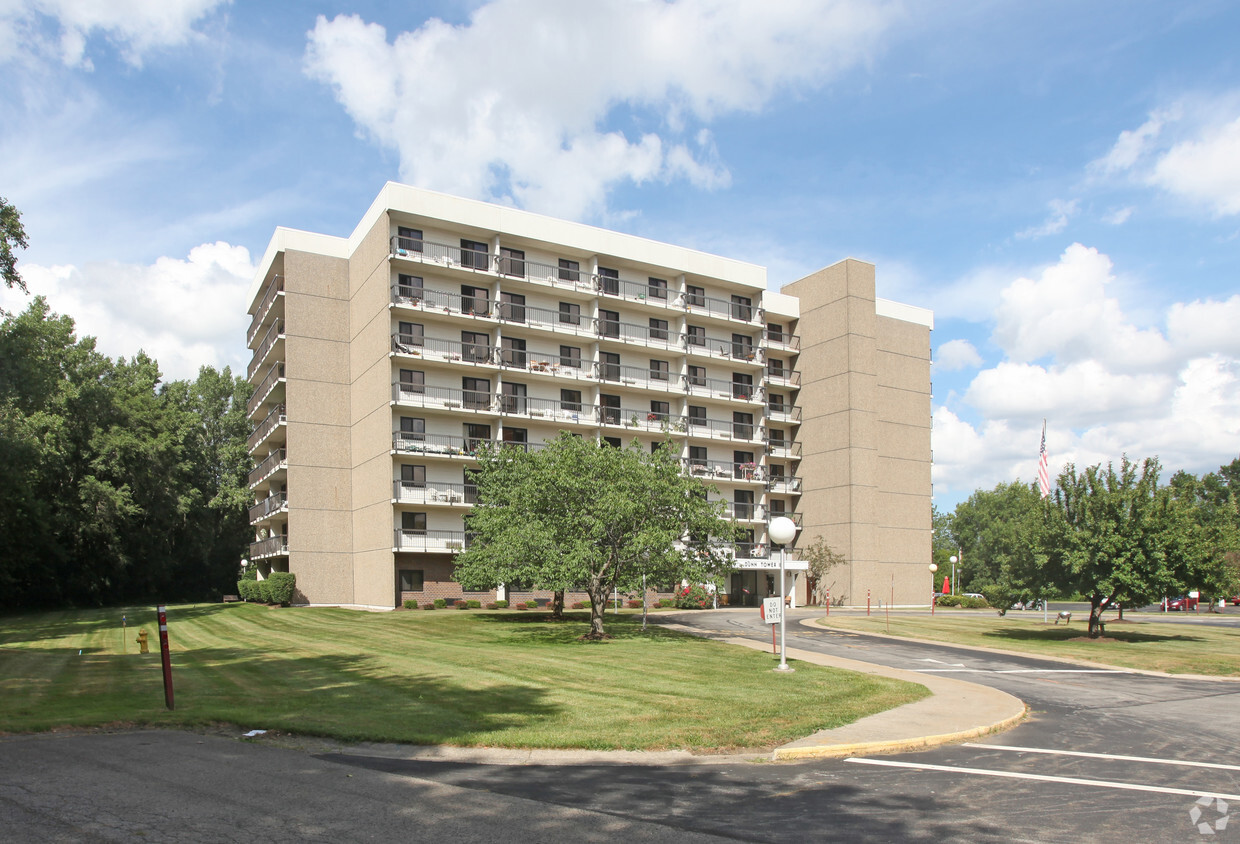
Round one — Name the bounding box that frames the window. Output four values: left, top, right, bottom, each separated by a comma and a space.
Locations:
732, 372, 753, 400
400, 464, 426, 489
501, 382, 527, 414
558, 301, 581, 326
499, 246, 525, 277
460, 239, 489, 270
599, 351, 620, 382
648, 277, 667, 300
768, 499, 786, 516
768, 427, 786, 447
500, 292, 526, 323
461, 284, 489, 316
733, 411, 754, 440
399, 569, 425, 591
767, 322, 785, 344
401, 512, 427, 533
598, 309, 620, 338
397, 274, 423, 302
767, 358, 786, 378
597, 266, 619, 296
734, 490, 755, 519
602, 436, 622, 448
768, 463, 785, 479
397, 226, 423, 253
559, 345, 581, 369
731, 294, 753, 321
399, 369, 425, 397
501, 336, 527, 368
688, 405, 706, 427
462, 377, 491, 410
649, 317, 669, 341
397, 321, 424, 350
558, 258, 580, 283
399, 416, 425, 444
463, 468, 479, 503
649, 400, 670, 421
502, 427, 528, 445
600, 394, 621, 425
687, 365, 706, 387
688, 446, 708, 470
461, 330, 490, 362
734, 451, 755, 479
650, 359, 669, 382
560, 389, 582, 412
686, 325, 706, 347
731, 333, 754, 360
686, 285, 706, 308
768, 392, 786, 412
464, 423, 491, 452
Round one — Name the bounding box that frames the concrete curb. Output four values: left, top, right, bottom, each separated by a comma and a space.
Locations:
771, 706, 1028, 761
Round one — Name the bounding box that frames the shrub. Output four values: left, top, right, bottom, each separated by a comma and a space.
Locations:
935, 594, 961, 608
403, 599, 418, 609
658, 598, 674, 608
467, 599, 482, 609
516, 602, 528, 610
935, 594, 990, 609
433, 598, 447, 609
571, 601, 585, 609
627, 599, 643, 609
422, 602, 436, 610
494, 600, 509, 609
456, 601, 470, 609
265, 572, 296, 606
237, 580, 259, 602
674, 584, 711, 609
485, 603, 498, 610
256, 579, 273, 604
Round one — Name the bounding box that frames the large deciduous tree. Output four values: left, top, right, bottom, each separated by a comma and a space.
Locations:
949, 481, 1054, 614
0, 196, 28, 292
453, 434, 741, 639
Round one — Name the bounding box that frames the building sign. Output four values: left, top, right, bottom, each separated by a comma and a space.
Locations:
732, 559, 808, 571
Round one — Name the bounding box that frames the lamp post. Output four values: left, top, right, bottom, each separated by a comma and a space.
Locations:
929, 562, 938, 615
769, 516, 798, 673
949, 554, 958, 597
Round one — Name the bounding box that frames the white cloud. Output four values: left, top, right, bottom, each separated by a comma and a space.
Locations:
0, 0, 229, 69
1015, 198, 1077, 240
1102, 206, 1133, 225
1150, 116, 1240, 216
303, 0, 900, 219
934, 338, 983, 371
0, 242, 255, 382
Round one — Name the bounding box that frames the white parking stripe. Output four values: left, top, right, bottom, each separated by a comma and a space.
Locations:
912, 668, 1128, 674
844, 758, 1240, 801
961, 743, 1240, 772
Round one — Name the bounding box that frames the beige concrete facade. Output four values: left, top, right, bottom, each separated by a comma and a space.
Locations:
244, 184, 932, 610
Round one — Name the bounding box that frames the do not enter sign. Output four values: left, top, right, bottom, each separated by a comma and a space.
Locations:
761, 597, 782, 624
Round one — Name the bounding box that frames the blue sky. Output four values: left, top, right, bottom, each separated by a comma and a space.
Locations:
2, 0, 1238, 509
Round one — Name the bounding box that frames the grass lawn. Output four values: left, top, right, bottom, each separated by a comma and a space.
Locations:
817, 612, 1240, 676
0, 603, 926, 751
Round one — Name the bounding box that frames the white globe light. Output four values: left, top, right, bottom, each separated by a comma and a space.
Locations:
769, 516, 797, 546
949, 555, 958, 564
929, 563, 938, 573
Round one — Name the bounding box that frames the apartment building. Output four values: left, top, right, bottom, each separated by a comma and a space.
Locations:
244, 183, 932, 610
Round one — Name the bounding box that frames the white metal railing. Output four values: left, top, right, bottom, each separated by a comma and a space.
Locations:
683, 373, 762, 403
392, 382, 497, 413
595, 362, 680, 393
393, 529, 470, 552
392, 333, 496, 365
393, 480, 477, 505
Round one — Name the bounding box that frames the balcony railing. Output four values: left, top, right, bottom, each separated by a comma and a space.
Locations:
497, 395, 596, 424
393, 480, 478, 505
767, 512, 803, 528
593, 318, 681, 349
720, 502, 764, 521
687, 460, 768, 483
391, 282, 492, 318
685, 415, 762, 443
683, 373, 763, 403
683, 332, 763, 364
393, 431, 497, 457
249, 493, 288, 525
497, 349, 593, 379
249, 536, 288, 559
765, 403, 802, 423
248, 448, 287, 488
595, 362, 680, 393
499, 255, 596, 293
762, 327, 800, 351
597, 408, 686, 435
766, 475, 802, 495
734, 542, 769, 560
247, 318, 285, 380
593, 275, 681, 310
765, 366, 801, 388
247, 404, 286, 453
685, 292, 763, 325
247, 276, 284, 346
494, 301, 596, 337
391, 236, 490, 271
392, 333, 497, 365
765, 438, 803, 459
246, 362, 285, 417
393, 382, 497, 413
393, 529, 470, 552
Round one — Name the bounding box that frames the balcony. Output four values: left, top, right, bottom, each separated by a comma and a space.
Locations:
249, 535, 288, 559
765, 366, 801, 388
247, 318, 285, 380
392, 333, 497, 366
393, 480, 477, 506
762, 327, 800, 352
593, 274, 683, 311
765, 438, 803, 460
683, 333, 763, 366
391, 236, 491, 272
497, 395, 596, 425
734, 542, 769, 560
593, 317, 681, 351
392, 382, 498, 413
246, 362, 285, 418
766, 475, 802, 495
767, 512, 803, 529
393, 529, 470, 553
683, 373, 764, 404
684, 415, 763, 444
247, 404, 286, 454
497, 348, 594, 381
393, 431, 497, 458
249, 493, 288, 525
687, 460, 768, 484
765, 402, 802, 424
248, 448, 287, 488
720, 502, 764, 522
495, 301, 596, 337
247, 276, 284, 347
391, 283, 494, 319
685, 291, 763, 326
595, 362, 680, 393
597, 407, 686, 436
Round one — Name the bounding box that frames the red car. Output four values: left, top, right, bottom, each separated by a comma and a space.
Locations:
1167, 596, 1198, 611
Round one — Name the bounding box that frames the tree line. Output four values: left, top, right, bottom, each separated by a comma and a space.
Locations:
935, 456, 1240, 635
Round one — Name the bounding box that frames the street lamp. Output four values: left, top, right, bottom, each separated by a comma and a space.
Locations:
769, 516, 798, 673
949, 554, 959, 597
929, 562, 938, 615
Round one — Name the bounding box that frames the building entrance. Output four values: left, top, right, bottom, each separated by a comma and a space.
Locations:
729, 571, 760, 607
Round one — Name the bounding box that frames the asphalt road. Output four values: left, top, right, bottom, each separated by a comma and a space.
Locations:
3, 608, 1238, 843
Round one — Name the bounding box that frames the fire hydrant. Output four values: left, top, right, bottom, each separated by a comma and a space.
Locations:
136, 629, 150, 654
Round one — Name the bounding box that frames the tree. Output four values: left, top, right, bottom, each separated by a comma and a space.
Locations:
1, 197, 29, 292
453, 434, 741, 639
931, 503, 956, 572
802, 535, 845, 605
1164, 469, 1240, 607
1053, 457, 1177, 637
949, 481, 1053, 615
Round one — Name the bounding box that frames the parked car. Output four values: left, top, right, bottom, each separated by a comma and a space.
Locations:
1011, 598, 1045, 611
963, 593, 985, 600
1167, 596, 1198, 611
1230, 595, 1240, 606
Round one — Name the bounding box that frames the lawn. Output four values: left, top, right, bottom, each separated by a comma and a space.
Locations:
0, 603, 926, 750
816, 612, 1240, 676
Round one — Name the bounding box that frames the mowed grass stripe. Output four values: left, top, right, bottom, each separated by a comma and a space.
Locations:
0, 603, 926, 749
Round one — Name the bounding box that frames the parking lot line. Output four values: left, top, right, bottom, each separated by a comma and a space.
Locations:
844, 758, 1240, 801
961, 743, 1240, 772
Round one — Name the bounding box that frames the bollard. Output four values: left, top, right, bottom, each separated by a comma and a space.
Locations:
157, 605, 175, 710
136, 629, 150, 654
867, 589, 871, 616
825, 589, 830, 616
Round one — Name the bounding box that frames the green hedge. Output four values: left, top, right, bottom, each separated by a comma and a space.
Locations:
494, 600, 509, 609
237, 579, 260, 602
935, 594, 989, 609
266, 572, 296, 606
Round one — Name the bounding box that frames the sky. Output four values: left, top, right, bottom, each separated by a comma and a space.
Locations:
1, 0, 1238, 510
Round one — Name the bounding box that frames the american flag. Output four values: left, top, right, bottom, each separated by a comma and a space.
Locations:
1037, 420, 1050, 498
